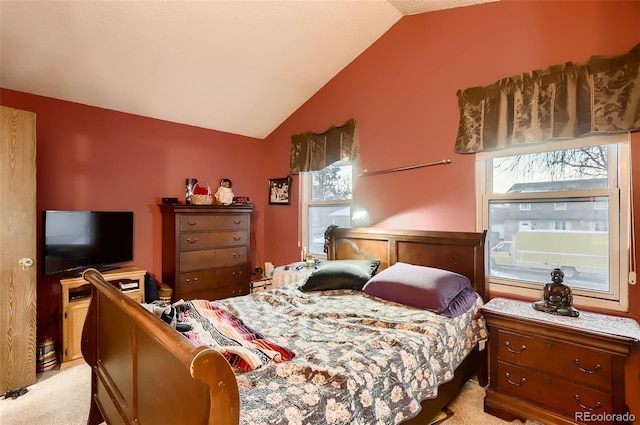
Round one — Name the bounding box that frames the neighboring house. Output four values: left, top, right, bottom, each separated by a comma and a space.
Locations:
491, 179, 608, 244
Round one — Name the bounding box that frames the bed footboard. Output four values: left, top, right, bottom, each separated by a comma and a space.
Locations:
81, 268, 239, 425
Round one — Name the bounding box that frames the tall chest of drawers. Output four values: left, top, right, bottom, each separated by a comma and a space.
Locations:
159, 204, 254, 301
482, 298, 639, 425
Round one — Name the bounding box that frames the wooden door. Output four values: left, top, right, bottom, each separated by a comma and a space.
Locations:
0, 106, 37, 393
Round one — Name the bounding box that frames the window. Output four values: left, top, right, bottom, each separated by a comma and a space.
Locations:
301, 164, 353, 256
554, 221, 567, 230
477, 134, 631, 311
554, 202, 567, 211
594, 201, 608, 210
519, 203, 531, 211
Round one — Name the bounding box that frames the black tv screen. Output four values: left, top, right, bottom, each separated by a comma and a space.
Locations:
42, 210, 134, 276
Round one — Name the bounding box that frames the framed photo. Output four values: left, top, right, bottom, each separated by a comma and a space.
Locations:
269, 177, 291, 205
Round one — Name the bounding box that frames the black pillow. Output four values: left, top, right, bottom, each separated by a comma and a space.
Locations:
299, 259, 381, 292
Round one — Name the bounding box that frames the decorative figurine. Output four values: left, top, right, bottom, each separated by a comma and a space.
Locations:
214, 178, 234, 205
533, 268, 579, 317
185, 178, 197, 204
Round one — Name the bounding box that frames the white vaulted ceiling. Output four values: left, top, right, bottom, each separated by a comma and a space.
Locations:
0, 0, 495, 139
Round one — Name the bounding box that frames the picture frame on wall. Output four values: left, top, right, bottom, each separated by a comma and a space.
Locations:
269, 177, 291, 205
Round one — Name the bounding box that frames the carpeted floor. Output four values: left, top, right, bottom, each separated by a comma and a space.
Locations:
0, 364, 539, 424
436, 379, 539, 425
0, 363, 91, 425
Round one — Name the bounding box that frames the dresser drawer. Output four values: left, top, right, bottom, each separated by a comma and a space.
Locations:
496, 361, 613, 419
179, 214, 248, 231
497, 329, 612, 390
181, 283, 249, 301
179, 246, 248, 271
178, 266, 248, 295
179, 230, 248, 251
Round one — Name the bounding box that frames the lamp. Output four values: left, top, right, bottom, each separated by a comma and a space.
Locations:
351, 207, 370, 227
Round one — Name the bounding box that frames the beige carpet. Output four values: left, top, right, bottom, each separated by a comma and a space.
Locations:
0, 363, 91, 425
0, 364, 539, 424
438, 379, 539, 425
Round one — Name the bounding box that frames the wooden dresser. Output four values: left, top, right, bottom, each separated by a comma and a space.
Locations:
159, 204, 254, 301
482, 298, 639, 425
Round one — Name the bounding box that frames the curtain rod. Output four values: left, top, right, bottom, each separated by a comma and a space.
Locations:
358, 159, 452, 177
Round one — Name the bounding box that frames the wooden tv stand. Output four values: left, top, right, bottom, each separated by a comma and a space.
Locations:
59, 266, 146, 369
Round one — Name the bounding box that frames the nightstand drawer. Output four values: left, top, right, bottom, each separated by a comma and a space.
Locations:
179, 230, 248, 251
497, 329, 613, 390
496, 361, 612, 419
179, 246, 248, 271
179, 214, 248, 231
178, 266, 248, 295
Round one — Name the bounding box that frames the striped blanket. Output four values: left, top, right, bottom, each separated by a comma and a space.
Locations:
181, 299, 295, 372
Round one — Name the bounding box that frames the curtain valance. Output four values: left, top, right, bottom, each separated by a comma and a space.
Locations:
455, 43, 640, 154
290, 119, 359, 174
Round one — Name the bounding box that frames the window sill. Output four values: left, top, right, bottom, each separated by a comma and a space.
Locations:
489, 281, 629, 315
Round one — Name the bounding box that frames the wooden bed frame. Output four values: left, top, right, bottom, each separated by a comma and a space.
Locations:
81, 228, 487, 425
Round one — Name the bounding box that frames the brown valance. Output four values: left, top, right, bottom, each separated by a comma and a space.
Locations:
290, 119, 359, 174
455, 43, 640, 154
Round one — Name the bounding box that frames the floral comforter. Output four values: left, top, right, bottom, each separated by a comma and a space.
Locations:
205, 283, 488, 425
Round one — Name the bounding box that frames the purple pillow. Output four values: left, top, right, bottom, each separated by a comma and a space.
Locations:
438, 286, 478, 318
362, 262, 475, 317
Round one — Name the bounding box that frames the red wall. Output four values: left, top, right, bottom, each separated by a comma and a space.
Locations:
2, 0, 639, 413
264, 0, 640, 265
262, 0, 640, 413
0, 89, 270, 342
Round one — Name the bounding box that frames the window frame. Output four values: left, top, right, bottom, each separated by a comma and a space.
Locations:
475, 133, 631, 312
300, 165, 354, 258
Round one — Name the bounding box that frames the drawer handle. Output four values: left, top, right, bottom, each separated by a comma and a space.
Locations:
574, 359, 601, 374
233, 252, 243, 258
504, 372, 526, 386
573, 395, 602, 411
232, 271, 244, 277
186, 220, 198, 226
234, 220, 241, 225
233, 236, 241, 241
186, 237, 199, 243
185, 278, 198, 285
504, 341, 526, 354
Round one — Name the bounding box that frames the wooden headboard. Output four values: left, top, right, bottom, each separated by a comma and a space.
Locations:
81, 228, 487, 425
327, 227, 488, 301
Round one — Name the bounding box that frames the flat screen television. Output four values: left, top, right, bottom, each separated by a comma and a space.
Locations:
42, 210, 134, 276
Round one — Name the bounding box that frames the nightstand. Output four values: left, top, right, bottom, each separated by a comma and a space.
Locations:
482, 297, 639, 425
272, 262, 314, 289
250, 275, 273, 293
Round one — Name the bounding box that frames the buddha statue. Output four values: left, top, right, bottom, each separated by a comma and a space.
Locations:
532, 268, 579, 317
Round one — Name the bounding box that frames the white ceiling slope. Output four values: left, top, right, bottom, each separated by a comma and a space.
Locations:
0, 0, 495, 139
